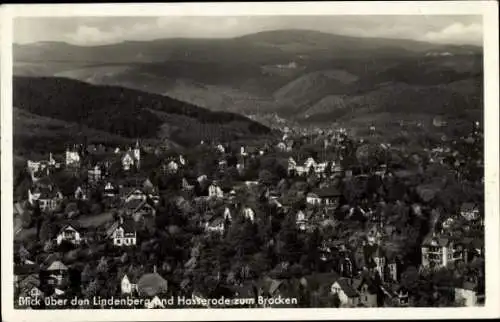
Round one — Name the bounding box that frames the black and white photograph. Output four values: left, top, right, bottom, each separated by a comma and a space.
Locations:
1, 2, 499, 321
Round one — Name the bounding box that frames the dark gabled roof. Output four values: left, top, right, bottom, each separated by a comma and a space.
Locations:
19, 274, 40, 289
123, 198, 147, 211
106, 218, 137, 237
335, 278, 359, 298
363, 244, 386, 260
119, 187, 144, 199
313, 186, 342, 198
354, 276, 379, 295
422, 233, 458, 247
302, 272, 340, 292
119, 265, 142, 284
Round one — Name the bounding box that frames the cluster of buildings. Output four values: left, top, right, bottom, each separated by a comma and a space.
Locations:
14, 123, 485, 309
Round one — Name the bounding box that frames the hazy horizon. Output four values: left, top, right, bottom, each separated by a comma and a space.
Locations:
14, 15, 483, 47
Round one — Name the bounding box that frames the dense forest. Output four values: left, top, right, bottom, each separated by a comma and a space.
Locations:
13, 76, 272, 142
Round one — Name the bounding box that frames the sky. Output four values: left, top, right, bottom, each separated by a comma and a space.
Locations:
14, 15, 483, 46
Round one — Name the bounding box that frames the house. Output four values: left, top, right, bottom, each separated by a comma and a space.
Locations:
27, 153, 60, 180
74, 185, 90, 201
276, 142, 287, 152
433, 115, 448, 128
306, 192, 321, 205
296, 210, 308, 231
121, 187, 148, 203
145, 296, 166, 309
331, 278, 360, 307
374, 164, 387, 178
288, 156, 330, 176
56, 224, 82, 246
454, 278, 485, 306
223, 207, 232, 222
205, 216, 226, 235
421, 233, 465, 268
361, 237, 398, 282
137, 267, 168, 297
65, 145, 81, 167
391, 286, 409, 306
28, 185, 64, 212
45, 260, 68, 286
460, 203, 481, 223
182, 178, 195, 192
121, 273, 139, 295
121, 141, 141, 171
88, 165, 103, 184
313, 187, 341, 207
123, 199, 156, 220
242, 207, 255, 222
163, 160, 179, 174
17, 274, 43, 308
208, 182, 224, 199
103, 182, 118, 198
106, 217, 137, 247
354, 277, 379, 307
218, 159, 228, 171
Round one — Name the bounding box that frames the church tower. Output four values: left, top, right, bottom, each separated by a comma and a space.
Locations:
134, 140, 141, 170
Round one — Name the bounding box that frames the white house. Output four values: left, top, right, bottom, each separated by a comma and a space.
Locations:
223, 207, 232, 222
421, 233, 464, 268
65, 146, 81, 167
242, 207, 255, 222
306, 193, 321, 205
56, 224, 82, 246
121, 274, 138, 295
74, 186, 89, 201
296, 210, 308, 231
454, 279, 484, 307
28, 186, 64, 212
208, 183, 224, 199
331, 278, 360, 307
205, 217, 226, 235
104, 182, 118, 198
107, 218, 137, 247
145, 296, 165, 309
121, 141, 141, 171
276, 142, 287, 152
460, 203, 481, 222
166, 160, 179, 174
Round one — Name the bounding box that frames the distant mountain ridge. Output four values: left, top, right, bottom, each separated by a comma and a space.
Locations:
13, 28, 483, 130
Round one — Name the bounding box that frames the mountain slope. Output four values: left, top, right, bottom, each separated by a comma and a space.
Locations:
13, 29, 483, 127
13, 76, 272, 149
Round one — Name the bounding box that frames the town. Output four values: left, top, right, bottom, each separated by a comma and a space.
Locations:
13, 119, 485, 309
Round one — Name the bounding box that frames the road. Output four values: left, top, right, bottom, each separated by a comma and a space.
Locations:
14, 211, 114, 242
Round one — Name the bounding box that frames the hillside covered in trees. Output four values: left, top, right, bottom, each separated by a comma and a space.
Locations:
13, 76, 273, 150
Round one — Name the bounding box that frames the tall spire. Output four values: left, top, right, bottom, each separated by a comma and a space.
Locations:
135, 139, 140, 149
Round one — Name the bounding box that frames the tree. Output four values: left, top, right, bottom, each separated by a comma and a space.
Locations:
259, 169, 276, 187
401, 266, 420, 291
277, 215, 303, 263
